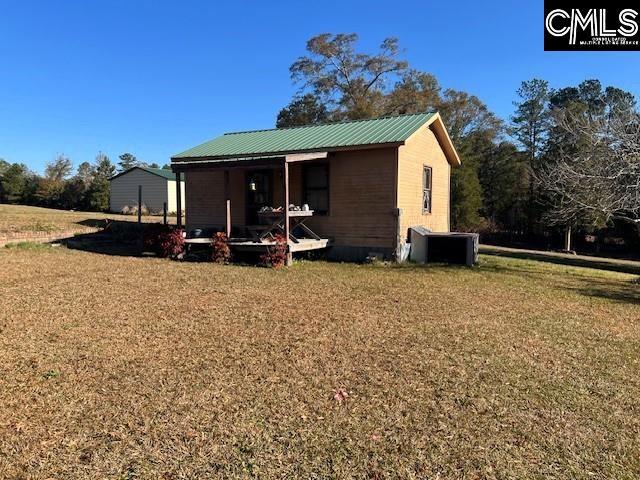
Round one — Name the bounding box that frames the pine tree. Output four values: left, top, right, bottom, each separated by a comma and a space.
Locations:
86, 153, 116, 211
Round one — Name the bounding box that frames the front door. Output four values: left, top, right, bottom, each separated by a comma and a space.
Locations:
245, 170, 273, 225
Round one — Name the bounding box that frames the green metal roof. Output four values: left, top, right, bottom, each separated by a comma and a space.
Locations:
172, 112, 437, 160
141, 166, 175, 180
110, 166, 175, 181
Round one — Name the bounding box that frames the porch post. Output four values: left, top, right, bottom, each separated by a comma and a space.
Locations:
224, 169, 231, 238
175, 171, 182, 229
283, 160, 292, 266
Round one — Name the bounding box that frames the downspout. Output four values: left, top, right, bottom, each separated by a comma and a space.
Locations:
393, 146, 403, 262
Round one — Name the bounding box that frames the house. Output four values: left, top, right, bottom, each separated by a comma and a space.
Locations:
109, 166, 185, 214
171, 112, 460, 262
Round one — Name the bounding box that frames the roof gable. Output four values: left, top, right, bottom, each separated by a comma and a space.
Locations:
110, 166, 176, 181
172, 112, 437, 161
406, 112, 461, 167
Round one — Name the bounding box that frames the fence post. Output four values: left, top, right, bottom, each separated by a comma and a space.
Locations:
137, 185, 143, 254
137, 185, 142, 225
163, 202, 167, 226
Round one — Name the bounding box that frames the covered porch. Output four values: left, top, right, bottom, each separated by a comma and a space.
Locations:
173, 152, 331, 264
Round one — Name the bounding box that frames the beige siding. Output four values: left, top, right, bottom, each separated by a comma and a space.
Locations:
289, 148, 397, 249
109, 169, 168, 213
166, 179, 186, 213
397, 124, 451, 239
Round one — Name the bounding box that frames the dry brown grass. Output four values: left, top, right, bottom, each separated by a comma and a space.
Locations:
0, 204, 171, 236
1, 247, 639, 479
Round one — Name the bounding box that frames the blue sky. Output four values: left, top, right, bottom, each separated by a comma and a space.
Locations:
1, 0, 639, 173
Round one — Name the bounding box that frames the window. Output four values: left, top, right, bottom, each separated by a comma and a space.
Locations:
303, 164, 329, 215
422, 166, 432, 214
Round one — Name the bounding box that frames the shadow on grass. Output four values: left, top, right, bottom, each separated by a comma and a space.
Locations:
75, 218, 112, 229
569, 280, 640, 305
481, 249, 640, 276
63, 221, 146, 257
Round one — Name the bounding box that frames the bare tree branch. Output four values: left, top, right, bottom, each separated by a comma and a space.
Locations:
535, 108, 640, 227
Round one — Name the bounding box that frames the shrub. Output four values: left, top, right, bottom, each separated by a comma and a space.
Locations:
156, 228, 184, 258
143, 225, 184, 258
211, 232, 231, 264
260, 234, 288, 268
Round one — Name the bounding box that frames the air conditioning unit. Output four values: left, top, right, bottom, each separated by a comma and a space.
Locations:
409, 228, 479, 266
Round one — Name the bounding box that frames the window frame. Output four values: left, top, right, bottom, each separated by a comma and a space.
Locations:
422, 165, 432, 214
302, 162, 330, 216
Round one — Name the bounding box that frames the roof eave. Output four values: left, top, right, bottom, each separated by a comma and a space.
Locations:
171, 141, 405, 165
432, 114, 462, 167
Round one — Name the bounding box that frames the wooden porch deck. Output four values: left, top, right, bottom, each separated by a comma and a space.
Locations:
227, 237, 330, 253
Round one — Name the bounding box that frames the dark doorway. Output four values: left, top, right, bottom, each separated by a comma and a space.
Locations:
245, 169, 273, 224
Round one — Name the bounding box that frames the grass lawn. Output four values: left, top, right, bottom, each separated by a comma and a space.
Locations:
0, 204, 170, 236
1, 247, 639, 479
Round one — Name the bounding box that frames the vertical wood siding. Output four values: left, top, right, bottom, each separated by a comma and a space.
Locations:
397, 125, 451, 240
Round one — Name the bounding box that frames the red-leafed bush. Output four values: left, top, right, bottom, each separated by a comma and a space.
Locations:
144, 225, 184, 258
157, 228, 185, 258
260, 234, 288, 268
211, 232, 231, 264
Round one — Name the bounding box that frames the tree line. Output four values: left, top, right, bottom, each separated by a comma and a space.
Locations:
0, 152, 170, 211
1, 33, 638, 252
275, 33, 640, 251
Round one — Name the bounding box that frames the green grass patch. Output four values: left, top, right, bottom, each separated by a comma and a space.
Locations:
5, 241, 53, 250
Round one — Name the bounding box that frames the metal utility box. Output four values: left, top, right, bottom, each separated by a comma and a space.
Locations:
409, 228, 479, 266
409, 226, 431, 264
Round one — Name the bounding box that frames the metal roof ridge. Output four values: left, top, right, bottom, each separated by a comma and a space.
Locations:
222, 111, 437, 136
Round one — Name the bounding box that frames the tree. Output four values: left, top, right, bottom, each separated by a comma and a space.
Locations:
439, 89, 502, 142
451, 159, 484, 230
148, 163, 160, 169
512, 79, 551, 165
511, 79, 551, 234
289, 33, 408, 120
35, 155, 73, 207
0, 163, 28, 203
58, 162, 96, 210
60, 177, 87, 210
76, 161, 95, 188
276, 94, 329, 128
477, 141, 529, 231
437, 90, 503, 230
537, 107, 640, 230
542, 80, 637, 248
118, 153, 138, 172
44, 154, 72, 181
384, 70, 441, 115
0, 159, 10, 177
162, 164, 172, 170
86, 153, 115, 211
